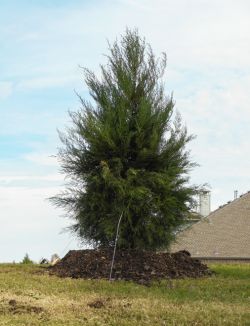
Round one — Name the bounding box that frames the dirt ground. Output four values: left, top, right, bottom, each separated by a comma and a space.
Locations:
49, 249, 212, 284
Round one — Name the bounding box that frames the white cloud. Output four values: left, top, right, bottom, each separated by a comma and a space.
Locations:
18, 32, 40, 42
176, 74, 250, 209
3, 0, 250, 92
0, 82, 13, 99
17, 74, 80, 91
23, 153, 59, 167
0, 174, 63, 184
0, 185, 79, 262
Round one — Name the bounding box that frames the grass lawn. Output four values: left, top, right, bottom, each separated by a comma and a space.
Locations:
0, 263, 249, 325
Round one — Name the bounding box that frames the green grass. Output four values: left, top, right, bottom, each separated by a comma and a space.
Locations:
0, 263, 249, 325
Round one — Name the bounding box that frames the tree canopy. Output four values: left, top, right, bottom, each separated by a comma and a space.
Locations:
52, 29, 199, 250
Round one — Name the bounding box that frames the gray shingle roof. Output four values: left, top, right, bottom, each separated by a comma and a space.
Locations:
170, 192, 250, 257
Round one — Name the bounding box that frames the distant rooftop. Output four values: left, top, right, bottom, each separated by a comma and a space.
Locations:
170, 191, 250, 258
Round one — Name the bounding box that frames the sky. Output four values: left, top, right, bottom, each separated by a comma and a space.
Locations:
1, 0, 250, 262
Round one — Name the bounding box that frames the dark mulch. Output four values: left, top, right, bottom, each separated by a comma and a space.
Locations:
48, 249, 212, 284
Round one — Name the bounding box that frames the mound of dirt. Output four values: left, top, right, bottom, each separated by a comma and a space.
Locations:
49, 249, 212, 284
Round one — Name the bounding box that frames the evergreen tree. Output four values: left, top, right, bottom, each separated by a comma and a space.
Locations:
21, 253, 33, 264
52, 29, 199, 250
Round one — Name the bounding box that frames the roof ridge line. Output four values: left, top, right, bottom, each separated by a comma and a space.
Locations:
207, 190, 250, 217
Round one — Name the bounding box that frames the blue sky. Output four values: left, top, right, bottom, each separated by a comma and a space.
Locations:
1, 0, 250, 262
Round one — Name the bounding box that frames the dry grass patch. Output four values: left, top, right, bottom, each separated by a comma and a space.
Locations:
0, 263, 249, 325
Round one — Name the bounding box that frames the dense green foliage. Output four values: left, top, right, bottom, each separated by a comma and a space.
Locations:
52, 29, 199, 249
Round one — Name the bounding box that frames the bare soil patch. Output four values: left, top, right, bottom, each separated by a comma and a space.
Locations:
49, 249, 212, 284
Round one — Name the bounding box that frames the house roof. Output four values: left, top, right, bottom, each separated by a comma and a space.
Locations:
170, 191, 250, 258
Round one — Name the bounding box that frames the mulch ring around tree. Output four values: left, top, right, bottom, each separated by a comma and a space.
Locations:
48, 249, 213, 285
